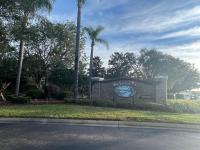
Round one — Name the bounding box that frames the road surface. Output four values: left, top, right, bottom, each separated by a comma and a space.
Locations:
0, 122, 200, 150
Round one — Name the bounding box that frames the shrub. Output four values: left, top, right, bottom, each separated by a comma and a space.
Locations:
44, 84, 63, 100
43, 85, 74, 100
7, 95, 31, 104
26, 89, 45, 99
64, 91, 73, 98
64, 98, 90, 105
77, 99, 91, 105
64, 98, 172, 111
175, 94, 185, 99
167, 99, 200, 113
25, 84, 38, 91
134, 102, 171, 112
64, 98, 114, 107
55, 92, 66, 100
93, 99, 114, 107
167, 94, 175, 99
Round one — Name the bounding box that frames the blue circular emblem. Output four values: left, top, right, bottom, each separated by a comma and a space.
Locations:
114, 85, 135, 98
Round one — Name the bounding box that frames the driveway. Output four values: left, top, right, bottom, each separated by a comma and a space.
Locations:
0, 121, 200, 150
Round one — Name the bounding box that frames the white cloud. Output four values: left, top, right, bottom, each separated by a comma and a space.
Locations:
85, 0, 131, 15
121, 5, 200, 33
158, 41, 200, 70
159, 26, 200, 39
162, 40, 200, 52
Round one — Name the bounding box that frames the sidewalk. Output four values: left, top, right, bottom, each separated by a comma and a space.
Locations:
1, 117, 200, 132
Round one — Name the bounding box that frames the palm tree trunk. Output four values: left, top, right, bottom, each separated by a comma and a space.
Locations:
16, 40, 25, 96
89, 41, 94, 101
74, 0, 82, 101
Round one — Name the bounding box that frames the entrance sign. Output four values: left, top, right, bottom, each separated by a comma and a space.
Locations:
92, 77, 167, 105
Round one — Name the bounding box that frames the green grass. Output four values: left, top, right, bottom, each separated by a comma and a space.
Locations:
1, 104, 200, 124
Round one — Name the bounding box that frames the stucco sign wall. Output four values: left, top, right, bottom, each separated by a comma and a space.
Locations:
92, 77, 167, 105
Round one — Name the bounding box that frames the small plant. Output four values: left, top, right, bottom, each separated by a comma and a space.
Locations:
64, 91, 74, 98
7, 95, 31, 104
26, 89, 45, 99
167, 99, 200, 113
0, 82, 11, 101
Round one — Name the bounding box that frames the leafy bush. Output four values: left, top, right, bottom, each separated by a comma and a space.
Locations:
175, 94, 185, 99
64, 98, 171, 111
55, 92, 66, 100
64, 98, 73, 103
26, 89, 45, 99
64, 98, 90, 105
7, 95, 31, 104
134, 102, 171, 112
64, 98, 114, 107
25, 84, 38, 91
64, 91, 73, 98
41, 85, 74, 100
167, 94, 175, 99
93, 99, 114, 107
44, 84, 64, 100
55, 91, 73, 100
167, 100, 200, 113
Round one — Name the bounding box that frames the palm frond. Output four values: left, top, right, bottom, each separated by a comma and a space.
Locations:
93, 26, 104, 39
77, 0, 85, 6
0, 82, 11, 101
19, 0, 54, 14
84, 26, 95, 40
84, 25, 109, 49
96, 38, 109, 49
34, 0, 55, 13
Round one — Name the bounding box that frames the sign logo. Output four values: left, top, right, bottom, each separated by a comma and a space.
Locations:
114, 85, 135, 98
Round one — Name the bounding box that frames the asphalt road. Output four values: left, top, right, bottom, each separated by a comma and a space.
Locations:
0, 122, 200, 150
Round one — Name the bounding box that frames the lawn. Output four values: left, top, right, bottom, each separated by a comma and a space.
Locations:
1, 104, 200, 124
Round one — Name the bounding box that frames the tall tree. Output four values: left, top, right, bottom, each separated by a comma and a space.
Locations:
138, 49, 200, 92
25, 19, 85, 88
84, 25, 108, 100
91, 56, 106, 78
107, 52, 140, 79
0, 22, 10, 55
0, 0, 16, 58
74, 0, 85, 100
14, 0, 54, 96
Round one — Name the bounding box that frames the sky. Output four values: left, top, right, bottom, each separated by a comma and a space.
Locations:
44, 0, 200, 69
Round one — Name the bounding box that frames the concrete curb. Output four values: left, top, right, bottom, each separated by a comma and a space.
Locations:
0, 117, 200, 132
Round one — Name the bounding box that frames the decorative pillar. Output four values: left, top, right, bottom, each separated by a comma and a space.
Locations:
155, 76, 168, 104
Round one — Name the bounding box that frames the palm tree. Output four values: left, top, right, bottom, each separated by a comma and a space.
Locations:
15, 0, 54, 96
84, 26, 109, 100
74, 0, 85, 100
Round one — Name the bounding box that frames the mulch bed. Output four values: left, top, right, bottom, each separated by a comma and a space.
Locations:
0, 101, 11, 105
0, 100, 65, 105
31, 99, 65, 105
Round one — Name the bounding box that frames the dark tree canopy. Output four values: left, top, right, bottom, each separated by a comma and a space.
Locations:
138, 49, 200, 92
106, 49, 200, 92
91, 56, 106, 78
24, 19, 86, 87
107, 52, 141, 79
